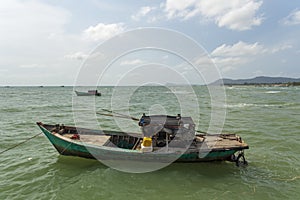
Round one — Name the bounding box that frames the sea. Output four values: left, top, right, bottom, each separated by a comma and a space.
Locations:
0, 86, 299, 200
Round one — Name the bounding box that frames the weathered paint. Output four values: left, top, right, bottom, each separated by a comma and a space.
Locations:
39, 125, 241, 163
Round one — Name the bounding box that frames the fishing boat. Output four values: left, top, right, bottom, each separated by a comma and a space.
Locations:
75, 90, 101, 96
36, 114, 249, 166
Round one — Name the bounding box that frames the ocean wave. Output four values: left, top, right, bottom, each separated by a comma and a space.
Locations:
0, 108, 24, 112
163, 91, 194, 94
265, 91, 281, 94
224, 102, 298, 108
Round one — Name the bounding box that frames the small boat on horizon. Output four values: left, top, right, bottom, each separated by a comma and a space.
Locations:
75, 90, 101, 96
37, 114, 249, 166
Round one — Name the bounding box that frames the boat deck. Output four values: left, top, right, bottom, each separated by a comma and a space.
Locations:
63, 134, 110, 146
195, 134, 248, 150
62, 132, 248, 151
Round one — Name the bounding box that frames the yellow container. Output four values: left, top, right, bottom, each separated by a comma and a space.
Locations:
142, 137, 152, 147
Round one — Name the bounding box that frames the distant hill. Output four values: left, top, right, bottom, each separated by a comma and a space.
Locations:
211, 76, 300, 85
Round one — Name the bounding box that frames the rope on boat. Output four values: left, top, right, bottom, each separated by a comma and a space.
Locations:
196, 130, 209, 134
60, 141, 73, 154
98, 109, 139, 121
0, 132, 42, 155
102, 109, 140, 121
99, 110, 211, 134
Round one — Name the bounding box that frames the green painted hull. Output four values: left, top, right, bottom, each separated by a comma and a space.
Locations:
39, 125, 243, 163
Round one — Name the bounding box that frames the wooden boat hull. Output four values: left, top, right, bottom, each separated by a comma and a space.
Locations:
37, 123, 248, 163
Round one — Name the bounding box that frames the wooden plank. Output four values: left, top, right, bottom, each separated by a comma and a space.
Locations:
63, 133, 110, 146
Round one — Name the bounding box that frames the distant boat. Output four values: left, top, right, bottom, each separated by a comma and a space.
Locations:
36, 114, 249, 165
75, 90, 101, 96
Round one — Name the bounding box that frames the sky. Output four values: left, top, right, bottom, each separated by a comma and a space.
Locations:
0, 0, 300, 86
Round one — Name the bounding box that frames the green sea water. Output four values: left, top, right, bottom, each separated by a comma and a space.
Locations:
0, 86, 299, 200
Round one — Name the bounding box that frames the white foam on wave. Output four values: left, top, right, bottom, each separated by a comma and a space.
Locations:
225, 103, 255, 108
163, 91, 193, 94
265, 91, 281, 94
225, 103, 282, 108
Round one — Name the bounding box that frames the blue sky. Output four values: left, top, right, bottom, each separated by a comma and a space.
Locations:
0, 0, 300, 85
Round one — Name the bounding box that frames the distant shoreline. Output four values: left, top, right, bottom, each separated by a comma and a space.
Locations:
1, 76, 300, 88
0, 82, 300, 88
223, 82, 300, 87
211, 76, 300, 86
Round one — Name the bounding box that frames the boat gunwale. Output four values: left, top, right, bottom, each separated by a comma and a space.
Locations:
37, 122, 249, 153
38, 124, 143, 153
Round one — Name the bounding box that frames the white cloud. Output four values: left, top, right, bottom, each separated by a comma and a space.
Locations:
131, 6, 156, 21
211, 41, 265, 72
0, 0, 94, 85
281, 9, 300, 25
0, 1, 75, 69
217, 1, 263, 30
270, 43, 292, 53
64, 52, 89, 60
164, 0, 197, 19
19, 64, 44, 69
163, 0, 263, 31
211, 41, 292, 72
212, 57, 248, 72
162, 55, 169, 59
120, 59, 144, 66
211, 41, 265, 57
253, 70, 264, 76
84, 23, 125, 41
0, 0, 71, 41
